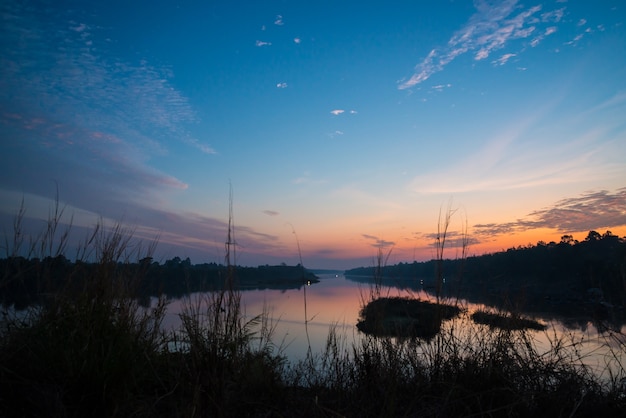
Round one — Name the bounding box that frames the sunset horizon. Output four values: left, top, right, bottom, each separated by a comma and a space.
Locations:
2, 1, 625, 270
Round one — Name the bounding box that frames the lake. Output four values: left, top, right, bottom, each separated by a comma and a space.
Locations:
162, 272, 626, 379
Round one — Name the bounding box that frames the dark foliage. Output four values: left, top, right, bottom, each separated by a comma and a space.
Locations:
357, 297, 462, 340
0, 257, 318, 308
346, 230, 626, 325
471, 310, 547, 331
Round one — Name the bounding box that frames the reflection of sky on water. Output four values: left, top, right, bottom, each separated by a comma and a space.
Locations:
163, 274, 625, 379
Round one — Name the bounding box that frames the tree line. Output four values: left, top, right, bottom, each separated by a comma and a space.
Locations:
346, 230, 626, 310
0, 256, 318, 309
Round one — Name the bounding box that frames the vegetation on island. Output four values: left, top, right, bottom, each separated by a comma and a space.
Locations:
470, 310, 547, 331
356, 296, 462, 340
1, 200, 625, 416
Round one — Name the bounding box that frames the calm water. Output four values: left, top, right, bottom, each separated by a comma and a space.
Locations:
163, 273, 626, 378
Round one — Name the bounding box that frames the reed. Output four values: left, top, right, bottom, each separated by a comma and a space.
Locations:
0, 198, 168, 417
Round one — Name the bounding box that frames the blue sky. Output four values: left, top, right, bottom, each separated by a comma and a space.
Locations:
1, 0, 625, 269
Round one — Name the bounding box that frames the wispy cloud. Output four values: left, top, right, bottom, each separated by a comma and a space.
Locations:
541, 8, 565, 23
474, 188, 626, 237
263, 210, 280, 216
276, 82, 288, 88
292, 172, 327, 186
545, 26, 558, 35
408, 104, 624, 195
274, 15, 284, 26
0, 1, 215, 222
530, 26, 558, 47
330, 109, 357, 116
294, 37, 301, 44
492, 53, 516, 66
1, 3, 210, 154
399, 1, 566, 89
256, 40, 272, 47
362, 234, 395, 249
421, 230, 479, 249
565, 33, 584, 45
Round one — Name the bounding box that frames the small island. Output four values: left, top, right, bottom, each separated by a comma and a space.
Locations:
357, 296, 462, 340
471, 310, 547, 331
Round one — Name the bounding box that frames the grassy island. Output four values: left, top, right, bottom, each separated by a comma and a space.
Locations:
357, 296, 462, 340
471, 310, 547, 331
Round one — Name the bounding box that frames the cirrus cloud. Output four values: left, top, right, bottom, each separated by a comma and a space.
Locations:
399, 1, 569, 89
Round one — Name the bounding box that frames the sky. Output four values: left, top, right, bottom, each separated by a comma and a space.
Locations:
1, 0, 625, 270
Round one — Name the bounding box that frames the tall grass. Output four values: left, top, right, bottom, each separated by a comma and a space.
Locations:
0, 194, 287, 417
0, 198, 169, 417
286, 309, 625, 417
167, 190, 286, 416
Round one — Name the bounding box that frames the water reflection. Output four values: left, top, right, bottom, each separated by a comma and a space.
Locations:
163, 273, 625, 379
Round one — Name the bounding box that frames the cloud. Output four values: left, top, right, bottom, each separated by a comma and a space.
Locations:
0, 3, 212, 157
197, 143, 217, 155
263, 210, 279, 216
492, 53, 516, 66
71, 22, 88, 32
0, 185, 290, 266
294, 37, 301, 44
545, 26, 558, 36
399, 1, 566, 89
541, 8, 565, 23
566, 33, 584, 45
330, 109, 357, 116
530, 26, 557, 47
421, 230, 478, 249
409, 82, 626, 196
410, 140, 607, 194
276, 82, 288, 88
256, 40, 272, 47
274, 15, 284, 26
291, 172, 326, 186
0, 1, 219, 227
361, 234, 395, 249
474, 188, 626, 238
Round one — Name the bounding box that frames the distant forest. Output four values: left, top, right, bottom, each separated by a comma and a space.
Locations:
346, 230, 626, 315
2, 230, 625, 317
0, 258, 318, 309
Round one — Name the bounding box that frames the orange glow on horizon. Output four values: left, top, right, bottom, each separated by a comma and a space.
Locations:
300, 225, 626, 266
